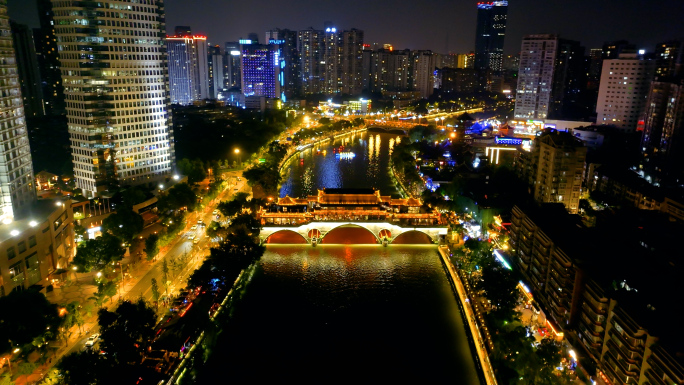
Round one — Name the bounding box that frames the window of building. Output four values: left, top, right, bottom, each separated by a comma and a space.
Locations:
17, 242, 26, 254
7, 247, 16, 260
28, 235, 37, 248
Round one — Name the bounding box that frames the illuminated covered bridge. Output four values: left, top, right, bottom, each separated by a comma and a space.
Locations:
258, 189, 448, 244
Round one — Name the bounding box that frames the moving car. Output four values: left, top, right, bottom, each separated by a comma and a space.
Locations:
212, 210, 219, 215
188, 234, 196, 240
85, 334, 99, 348
193, 238, 200, 244
191, 225, 197, 230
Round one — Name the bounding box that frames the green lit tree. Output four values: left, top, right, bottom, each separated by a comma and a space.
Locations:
144, 233, 160, 261
101, 208, 144, 242
72, 233, 125, 273
98, 298, 156, 365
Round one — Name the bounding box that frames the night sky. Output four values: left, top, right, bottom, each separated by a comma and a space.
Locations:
8, 0, 684, 54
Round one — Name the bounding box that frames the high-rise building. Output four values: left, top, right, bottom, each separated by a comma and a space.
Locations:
410, 50, 437, 99
322, 25, 339, 94
10, 21, 43, 118
266, 28, 300, 99
474, 1, 508, 72
224, 42, 241, 89
297, 28, 325, 94
241, 42, 281, 99
456, 53, 469, 69
502, 54, 519, 71
207, 45, 224, 99
602, 40, 635, 60
362, 48, 436, 98
587, 48, 603, 87
0, 1, 36, 223
596, 53, 655, 132
438, 68, 479, 94
52, 0, 174, 197
167, 32, 209, 105
549, 39, 588, 120
34, 0, 64, 115
654, 40, 683, 80
528, 130, 587, 213
641, 81, 684, 179
514, 35, 558, 120
338, 28, 364, 95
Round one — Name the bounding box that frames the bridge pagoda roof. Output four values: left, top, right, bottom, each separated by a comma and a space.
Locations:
390, 197, 423, 207
315, 188, 386, 206
276, 196, 309, 206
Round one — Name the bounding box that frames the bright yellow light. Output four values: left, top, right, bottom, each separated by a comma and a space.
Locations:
450, 132, 456, 138
234, 149, 240, 154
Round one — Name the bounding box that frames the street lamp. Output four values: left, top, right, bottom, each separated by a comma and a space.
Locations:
234, 148, 241, 166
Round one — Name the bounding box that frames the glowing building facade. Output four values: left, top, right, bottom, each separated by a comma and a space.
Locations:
52, 0, 174, 196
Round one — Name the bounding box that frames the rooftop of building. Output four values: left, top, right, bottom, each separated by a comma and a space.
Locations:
594, 165, 663, 198
515, 202, 589, 258
0, 199, 67, 243
536, 129, 586, 150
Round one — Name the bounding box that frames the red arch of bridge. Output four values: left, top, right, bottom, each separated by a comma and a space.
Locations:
391, 230, 434, 244
320, 224, 379, 244
264, 229, 308, 244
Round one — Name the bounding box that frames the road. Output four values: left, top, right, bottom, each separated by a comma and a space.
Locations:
64, 175, 249, 358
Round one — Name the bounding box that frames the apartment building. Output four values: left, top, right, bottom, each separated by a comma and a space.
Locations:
528, 130, 587, 214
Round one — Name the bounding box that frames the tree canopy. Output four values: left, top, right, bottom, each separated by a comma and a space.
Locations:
177, 158, 207, 183
101, 207, 144, 242
73, 233, 126, 272
243, 163, 281, 197
98, 298, 156, 365
0, 290, 60, 353
145, 233, 160, 261
157, 182, 197, 213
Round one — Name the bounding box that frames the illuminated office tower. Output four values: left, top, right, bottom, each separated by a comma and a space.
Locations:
52, 0, 174, 197
474, 1, 508, 71
167, 32, 209, 105
10, 21, 43, 118
240, 42, 281, 99
266, 29, 299, 99
224, 42, 241, 88
34, 0, 64, 115
0, 0, 36, 222
207, 45, 224, 99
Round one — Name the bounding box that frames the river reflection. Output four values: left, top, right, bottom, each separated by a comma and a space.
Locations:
279, 131, 404, 198
205, 246, 481, 384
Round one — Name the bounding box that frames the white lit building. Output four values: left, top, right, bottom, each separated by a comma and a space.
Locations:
167, 34, 210, 105
514, 34, 558, 120
52, 0, 174, 197
0, 3, 35, 223
596, 53, 655, 132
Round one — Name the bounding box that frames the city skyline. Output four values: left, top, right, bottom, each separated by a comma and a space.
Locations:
8, 0, 684, 54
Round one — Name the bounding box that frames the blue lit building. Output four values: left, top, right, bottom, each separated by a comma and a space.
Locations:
240, 41, 282, 100
474, 1, 508, 71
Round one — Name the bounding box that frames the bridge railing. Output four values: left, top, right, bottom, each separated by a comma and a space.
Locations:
261, 218, 447, 227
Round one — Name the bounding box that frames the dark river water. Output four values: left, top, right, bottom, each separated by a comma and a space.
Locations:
205, 246, 481, 384
279, 131, 405, 198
